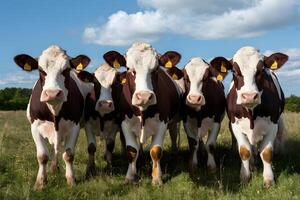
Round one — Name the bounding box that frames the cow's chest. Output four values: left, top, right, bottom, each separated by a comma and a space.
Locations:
124, 114, 164, 139
35, 118, 77, 145
233, 116, 277, 144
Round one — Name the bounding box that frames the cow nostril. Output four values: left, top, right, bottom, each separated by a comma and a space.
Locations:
197, 96, 201, 102
148, 93, 153, 101
253, 93, 258, 100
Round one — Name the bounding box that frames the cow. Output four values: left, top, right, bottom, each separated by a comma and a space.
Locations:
13, 45, 92, 189
102, 43, 181, 185
212, 46, 288, 188
178, 57, 227, 174
84, 62, 126, 177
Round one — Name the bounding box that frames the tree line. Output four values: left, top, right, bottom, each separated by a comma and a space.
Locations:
0, 88, 300, 112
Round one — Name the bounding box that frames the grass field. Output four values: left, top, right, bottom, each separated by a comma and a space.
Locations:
0, 111, 300, 200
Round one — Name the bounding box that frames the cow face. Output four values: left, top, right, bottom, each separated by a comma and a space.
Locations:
211, 46, 288, 109
126, 42, 159, 111
93, 64, 117, 115
14, 45, 90, 115
183, 58, 211, 111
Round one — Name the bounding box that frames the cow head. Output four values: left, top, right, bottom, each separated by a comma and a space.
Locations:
96, 50, 126, 115
126, 42, 159, 111
183, 58, 213, 111
211, 46, 288, 109
14, 45, 90, 115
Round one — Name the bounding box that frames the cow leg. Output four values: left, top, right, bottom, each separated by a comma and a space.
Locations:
168, 122, 178, 153
184, 122, 198, 174
32, 123, 49, 190
231, 123, 252, 184
63, 124, 80, 186
259, 124, 278, 188
104, 132, 116, 168
122, 122, 139, 184
85, 122, 97, 178
119, 129, 126, 156
51, 134, 60, 173
205, 122, 220, 173
150, 123, 167, 186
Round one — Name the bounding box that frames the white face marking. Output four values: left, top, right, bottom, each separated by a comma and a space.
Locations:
233, 46, 263, 105
38, 45, 71, 115
126, 42, 158, 109
184, 57, 208, 109
94, 63, 117, 103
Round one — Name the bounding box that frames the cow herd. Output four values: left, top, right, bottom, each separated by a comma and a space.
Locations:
13, 42, 288, 189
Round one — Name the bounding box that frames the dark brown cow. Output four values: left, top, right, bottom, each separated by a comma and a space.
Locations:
213, 46, 288, 188
103, 43, 181, 185
13, 45, 91, 189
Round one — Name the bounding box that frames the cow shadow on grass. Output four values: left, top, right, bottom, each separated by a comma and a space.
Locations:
75, 137, 300, 195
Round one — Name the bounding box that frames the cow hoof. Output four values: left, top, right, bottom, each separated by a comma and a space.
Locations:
85, 164, 97, 179
207, 165, 217, 174
34, 177, 47, 190
264, 179, 275, 189
51, 161, 59, 173
152, 178, 163, 186
124, 176, 138, 185
66, 176, 76, 186
189, 163, 197, 175
240, 174, 251, 185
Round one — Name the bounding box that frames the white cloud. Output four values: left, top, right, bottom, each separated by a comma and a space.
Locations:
0, 72, 38, 88
83, 0, 300, 46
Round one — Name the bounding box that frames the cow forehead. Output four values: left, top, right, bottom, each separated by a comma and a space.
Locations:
38, 45, 70, 72
94, 63, 116, 87
185, 57, 209, 79
233, 46, 263, 75
126, 42, 158, 71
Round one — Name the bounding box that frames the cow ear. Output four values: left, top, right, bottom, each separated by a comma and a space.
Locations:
169, 67, 184, 80
70, 55, 91, 71
159, 51, 181, 69
103, 51, 126, 69
210, 57, 232, 81
264, 53, 288, 70
14, 54, 38, 72
77, 70, 95, 83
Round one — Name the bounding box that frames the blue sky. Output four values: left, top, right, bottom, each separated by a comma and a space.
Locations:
1, 0, 300, 95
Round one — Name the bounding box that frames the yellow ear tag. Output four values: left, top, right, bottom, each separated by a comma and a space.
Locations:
77, 63, 83, 71
172, 73, 178, 80
113, 60, 120, 68
270, 61, 278, 70
217, 74, 223, 81
24, 63, 31, 71
121, 78, 126, 84
165, 60, 173, 68
221, 62, 227, 73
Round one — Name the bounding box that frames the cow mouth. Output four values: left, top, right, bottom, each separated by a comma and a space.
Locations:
242, 102, 258, 109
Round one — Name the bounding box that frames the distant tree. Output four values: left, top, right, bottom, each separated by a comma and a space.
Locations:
285, 95, 300, 112
0, 88, 31, 110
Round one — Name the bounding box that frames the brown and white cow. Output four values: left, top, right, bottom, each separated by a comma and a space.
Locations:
214, 46, 288, 188
180, 57, 226, 174
84, 62, 126, 177
14, 45, 91, 189
103, 43, 181, 185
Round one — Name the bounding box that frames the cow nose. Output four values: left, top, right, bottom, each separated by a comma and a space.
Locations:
241, 92, 258, 101
135, 91, 153, 102
96, 100, 114, 114
187, 95, 202, 105
41, 89, 64, 102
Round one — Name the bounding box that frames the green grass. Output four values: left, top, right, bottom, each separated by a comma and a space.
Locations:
0, 111, 300, 200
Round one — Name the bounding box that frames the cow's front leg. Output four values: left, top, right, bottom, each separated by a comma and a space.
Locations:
205, 122, 220, 174
260, 124, 278, 188
104, 133, 116, 168
122, 122, 139, 184
150, 122, 167, 186
32, 123, 49, 190
231, 123, 252, 184
51, 134, 60, 173
63, 124, 80, 186
84, 122, 97, 178
184, 122, 198, 174
168, 122, 179, 153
